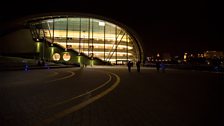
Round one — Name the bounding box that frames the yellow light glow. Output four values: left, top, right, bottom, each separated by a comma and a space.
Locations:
99, 21, 105, 26
184, 53, 187, 60
63, 53, 71, 61
109, 59, 131, 61
52, 53, 60, 61
41, 21, 137, 63
36, 42, 41, 53
82, 51, 132, 55
56, 42, 133, 49
78, 56, 81, 63
51, 47, 54, 55
45, 30, 129, 42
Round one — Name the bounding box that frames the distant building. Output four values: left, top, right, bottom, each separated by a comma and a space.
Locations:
182, 51, 224, 65
144, 52, 172, 65
161, 53, 172, 61
203, 51, 224, 59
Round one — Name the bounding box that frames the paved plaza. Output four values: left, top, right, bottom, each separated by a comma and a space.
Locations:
0, 66, 222, 126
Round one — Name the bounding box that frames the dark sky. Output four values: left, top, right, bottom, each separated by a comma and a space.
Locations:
1, 0, 222, 56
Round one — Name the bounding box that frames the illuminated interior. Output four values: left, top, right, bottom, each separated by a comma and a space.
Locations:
29, 17, 142, 64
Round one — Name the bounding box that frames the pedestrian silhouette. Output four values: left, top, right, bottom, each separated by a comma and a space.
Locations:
41, 59, 45, 66
136, 61, 141, 72
37, 59, 41, 66
156, 61, 160, 71
160, 62, 165, 72
127, 61, 132, 72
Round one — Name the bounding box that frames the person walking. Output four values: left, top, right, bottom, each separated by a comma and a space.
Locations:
136, 61, 141, 72
156, 61, 160, 71
127, 61, 132, 72
160, 62, 165, 72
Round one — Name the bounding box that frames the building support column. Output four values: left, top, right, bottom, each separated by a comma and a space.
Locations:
52, 18, 55, 43
65, 17, 68, 51
104, 23, 106, 62
115, 26, 117, 65
79, 18, 81, 55
88, 18, 90, 57
126, 35, 128, 61
91, 19, 93, 59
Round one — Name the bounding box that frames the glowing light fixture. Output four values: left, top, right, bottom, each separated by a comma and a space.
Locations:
78, 56, 81, 63
50, 47, 54, 56
63, 52, 71, 61
36, 42, 41, 53
52, 53, 60, 61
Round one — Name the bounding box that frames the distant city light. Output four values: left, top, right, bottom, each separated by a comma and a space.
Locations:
146, 57, 150, 61
184, 53, 187, 61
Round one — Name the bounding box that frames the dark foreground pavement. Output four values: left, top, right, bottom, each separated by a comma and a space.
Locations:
51, 67, 223, 126
0, 67, 223, 126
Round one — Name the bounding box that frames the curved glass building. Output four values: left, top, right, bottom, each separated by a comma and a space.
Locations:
27, 14, 143, 65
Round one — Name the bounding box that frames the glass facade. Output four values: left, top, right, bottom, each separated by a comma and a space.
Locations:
29, 16, 142, 64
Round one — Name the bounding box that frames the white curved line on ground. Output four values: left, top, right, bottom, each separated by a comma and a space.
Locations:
46, 72, 112, 109
46, 70, 59, 77
45, 71, 75, 83
34, 71, 120, 126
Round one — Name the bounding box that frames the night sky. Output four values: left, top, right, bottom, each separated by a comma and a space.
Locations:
0, 0, 222, 56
